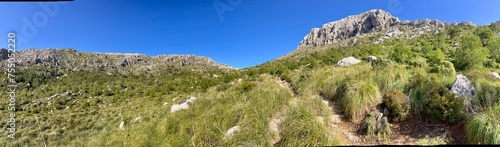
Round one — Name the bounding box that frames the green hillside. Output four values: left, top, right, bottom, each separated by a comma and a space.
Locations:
2, 14, 500, 146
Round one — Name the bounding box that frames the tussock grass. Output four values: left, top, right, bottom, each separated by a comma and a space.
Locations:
290, 64, 372, 100
276, 96, 338, 146
467, 104, 500, 144
341, 79, 381, 121
373, 66, 410, 94
473, 79, 500, 109
83, 74, 293, 146
360, 111, 377, 137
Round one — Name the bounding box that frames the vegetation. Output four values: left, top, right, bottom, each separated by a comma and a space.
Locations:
467, 104, 500, 144
1, 21, 500, 146
383, 90, 411, 122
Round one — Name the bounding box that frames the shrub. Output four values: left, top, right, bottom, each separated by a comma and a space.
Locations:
453, 35, 490, 70
371, 58, 394, 70
431, 60, 456, 77
467, 105, 500, 144
341, 80, 381, 121
426, 92, 465, 124
383, 91, 411, 122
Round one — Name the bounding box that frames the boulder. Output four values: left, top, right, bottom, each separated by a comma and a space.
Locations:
170, 103, 189, 113
224, 126, 241, 139
170, 96, 197, 113
119, 121, 125, 130
134, 116, 142, 122
366, 55, 377, 62
337, 56, 361, 66
490, 72, 500, 79
450, 74, 476, 99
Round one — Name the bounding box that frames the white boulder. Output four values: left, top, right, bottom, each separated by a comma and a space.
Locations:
170, 103, 189, 113
450, 74, 476, 99
224, 126, 241, 139
490, 72, 500, 79
337, 56, 361, 66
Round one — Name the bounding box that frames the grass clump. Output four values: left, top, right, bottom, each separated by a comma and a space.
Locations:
341, 79, 381, 122
467, 104, 500, 144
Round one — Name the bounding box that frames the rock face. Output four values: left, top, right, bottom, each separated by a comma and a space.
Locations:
0, 48, 236, 73
450, 75, 476, 99
298, 9, 478, 47
337, 56, 361, 66
300, 9, 399, 46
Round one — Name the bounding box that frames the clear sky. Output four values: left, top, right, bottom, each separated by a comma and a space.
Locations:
1, 0, 499, 68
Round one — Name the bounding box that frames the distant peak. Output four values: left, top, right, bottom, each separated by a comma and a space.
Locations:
299, 9, 399, 46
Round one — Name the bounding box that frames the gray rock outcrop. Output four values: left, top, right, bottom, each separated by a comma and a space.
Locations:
298, 9, 478, 47
450, 74, 476, 99
300, 9, 399, 46
337, 56, 361, 66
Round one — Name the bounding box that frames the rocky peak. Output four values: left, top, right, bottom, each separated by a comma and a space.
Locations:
299, 9, 481, 47
299, 9, 399, 46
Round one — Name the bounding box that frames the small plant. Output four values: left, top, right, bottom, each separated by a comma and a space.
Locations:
360, 111, 392, 140
383, 90, 411, 122
360, 111, 377, 137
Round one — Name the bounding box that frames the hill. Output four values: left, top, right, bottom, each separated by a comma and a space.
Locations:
1, 9, 500, 146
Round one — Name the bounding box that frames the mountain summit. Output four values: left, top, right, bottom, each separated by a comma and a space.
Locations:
299, 9, 479, 47
299, 9, 399, 46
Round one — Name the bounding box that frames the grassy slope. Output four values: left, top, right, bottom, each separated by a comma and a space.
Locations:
1, 24, 500, 146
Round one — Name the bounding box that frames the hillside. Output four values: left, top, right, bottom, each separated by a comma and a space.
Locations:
2, 9, 500, 146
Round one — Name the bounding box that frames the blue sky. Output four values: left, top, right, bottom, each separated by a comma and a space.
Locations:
1, 0, 499, 68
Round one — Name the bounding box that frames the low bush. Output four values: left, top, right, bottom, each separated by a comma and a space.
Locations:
383, 91, 411, 122
426, 92, 465, 124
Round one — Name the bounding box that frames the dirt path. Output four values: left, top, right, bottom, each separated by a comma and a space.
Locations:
268, 79, 298, 146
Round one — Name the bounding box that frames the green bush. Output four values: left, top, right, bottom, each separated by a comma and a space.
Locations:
467, 104, 500, 144
426, 92, 465, 124
453, 35, 490, 70
383, 91, 411, 122
431, 60, 456, 77
371, 58, 394, 70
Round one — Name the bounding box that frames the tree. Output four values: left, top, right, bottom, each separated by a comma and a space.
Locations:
474, 27, 495, 45
454, 35, 490, 70
389, 44, 415, 64
486, 37, 500, 62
